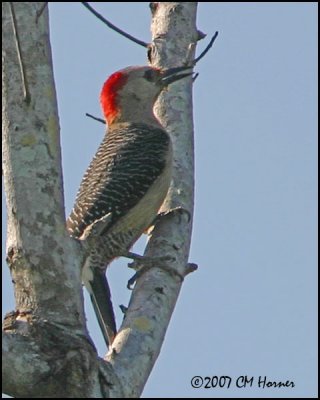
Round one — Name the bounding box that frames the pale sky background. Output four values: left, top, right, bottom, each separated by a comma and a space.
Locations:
2, 2, 318, 398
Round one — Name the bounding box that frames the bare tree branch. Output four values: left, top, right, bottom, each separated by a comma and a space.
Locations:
2, 2, 120, 397
2, 0, 84, 327
106, 3, 198, 397
85, 112, 106, 124
81, 2, 148, 48
8, 2, 30, 103
194, 31, 219, 65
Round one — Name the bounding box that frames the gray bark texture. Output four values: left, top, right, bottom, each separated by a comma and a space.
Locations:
2, 2, 198, 397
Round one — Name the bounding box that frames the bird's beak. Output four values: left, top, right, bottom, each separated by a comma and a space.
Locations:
160, 65, 194, 86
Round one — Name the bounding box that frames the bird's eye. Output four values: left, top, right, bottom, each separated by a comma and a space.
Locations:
144, 69, 158, 82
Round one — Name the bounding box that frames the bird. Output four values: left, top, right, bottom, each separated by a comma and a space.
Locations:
66, 64, 193, 347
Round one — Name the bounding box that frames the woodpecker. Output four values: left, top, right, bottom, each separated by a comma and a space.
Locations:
67, 65, 192, 347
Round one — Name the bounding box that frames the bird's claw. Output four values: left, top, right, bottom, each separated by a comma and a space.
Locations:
126, 255, 180, 290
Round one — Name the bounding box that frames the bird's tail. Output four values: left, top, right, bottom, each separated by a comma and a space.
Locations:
87, 269, 117, 347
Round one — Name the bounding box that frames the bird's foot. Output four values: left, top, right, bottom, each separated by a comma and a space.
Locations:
124, 207, 192, 289
124, 252, 184, 290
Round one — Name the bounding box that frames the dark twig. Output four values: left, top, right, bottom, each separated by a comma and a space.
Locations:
81, 2, 148, 48
9, 2, 30, 103
85, 113, 106, 125
194, 31, 219, 65
35, 2, 48, 23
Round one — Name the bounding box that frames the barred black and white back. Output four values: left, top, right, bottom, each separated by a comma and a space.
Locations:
67, 122, 171, 245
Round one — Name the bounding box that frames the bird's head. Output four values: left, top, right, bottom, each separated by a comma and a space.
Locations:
100, 65, 193, 126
